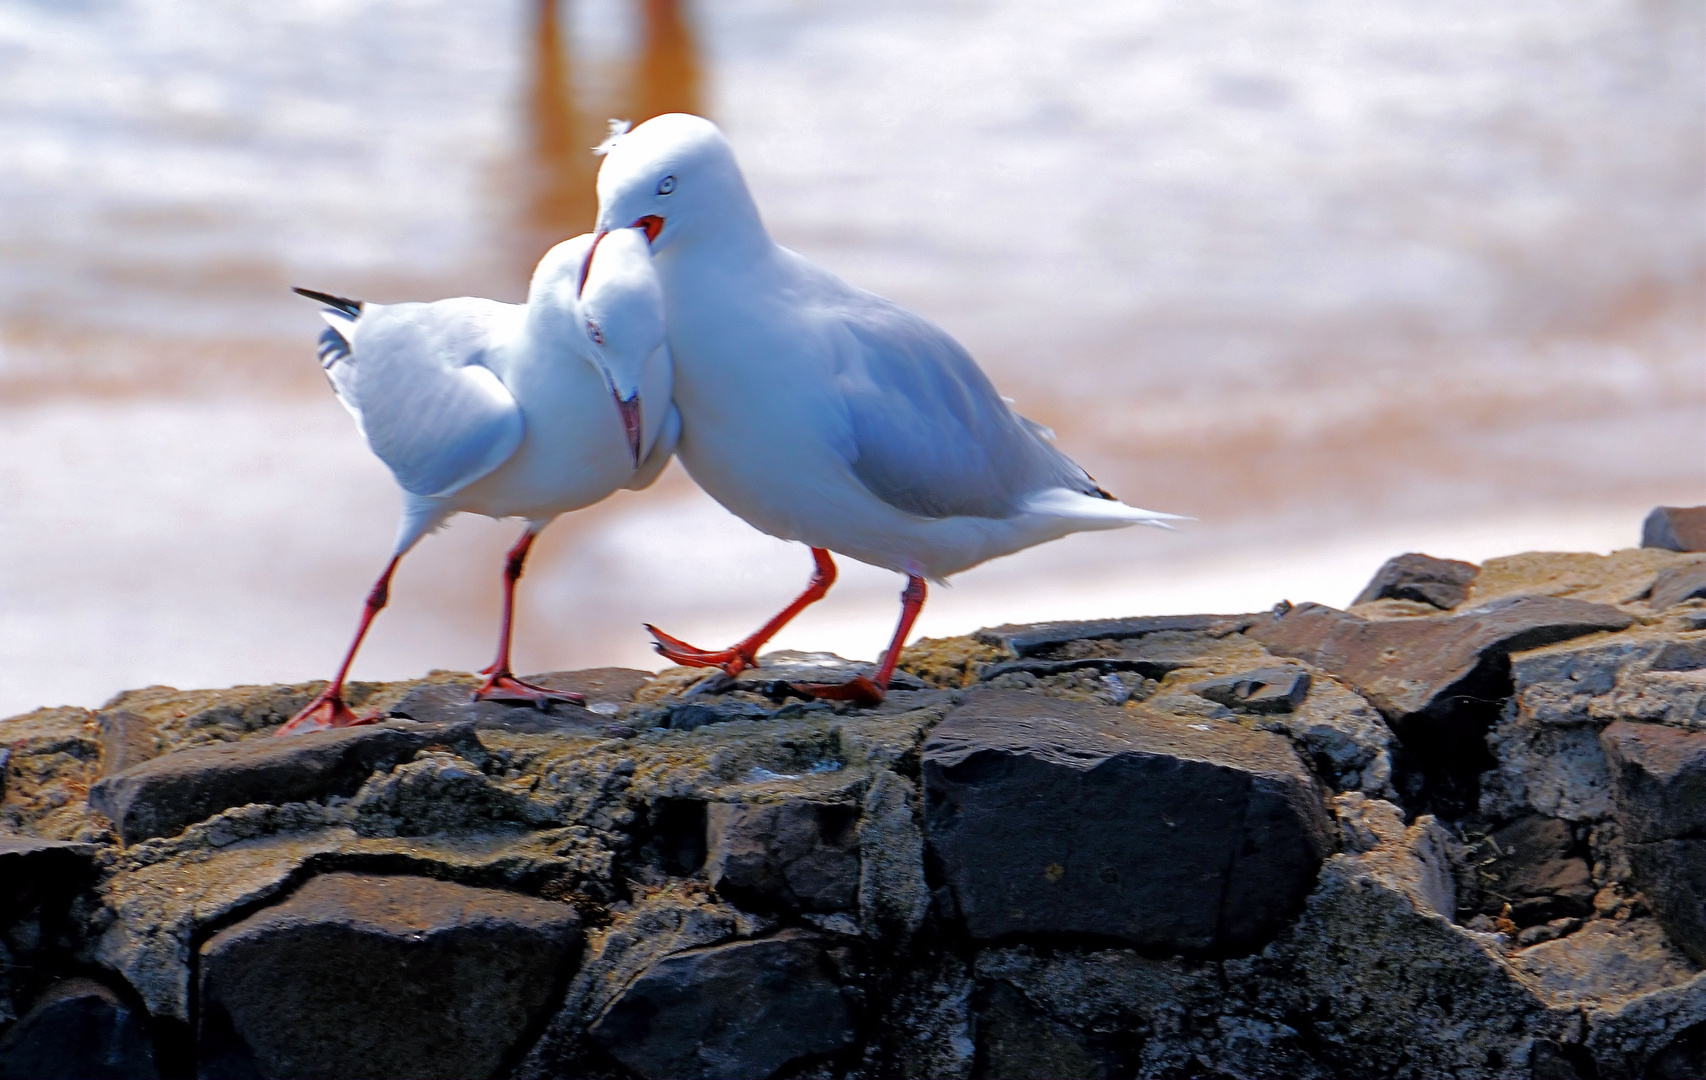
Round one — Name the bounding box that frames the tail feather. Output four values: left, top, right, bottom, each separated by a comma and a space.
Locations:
292, 286, 362, 317
1020, 487, 1190, 530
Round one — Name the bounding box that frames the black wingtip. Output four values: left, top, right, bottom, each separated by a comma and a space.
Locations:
291, 287, 362, 317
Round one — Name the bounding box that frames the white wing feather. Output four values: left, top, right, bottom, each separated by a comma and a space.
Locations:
341, 298, 525, 498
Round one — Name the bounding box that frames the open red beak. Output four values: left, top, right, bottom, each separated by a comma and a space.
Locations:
633, 215, 664, 244
616, 392, 643, 468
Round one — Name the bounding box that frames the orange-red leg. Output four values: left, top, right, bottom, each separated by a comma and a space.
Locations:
645, 547, 838, 676
475, 529, 585, 709
278, 555, 401, 735
793, 575, 927, 705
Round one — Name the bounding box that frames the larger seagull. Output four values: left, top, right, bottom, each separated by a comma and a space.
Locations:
279, 228, 677, 733
592, 114, 1181, 703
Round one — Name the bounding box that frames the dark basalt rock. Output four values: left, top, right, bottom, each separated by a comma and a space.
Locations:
0, 835, 95, 907
1601, 721, 1706, 963
88, 719, 483, 845
979, 633, 1223, 682
1464, 815, 1595, 926
586, 930, 856, 1080
198, 872, 581, 1080
0, 977, 158, 1080
1352, 552, 1480, 610
1250, 595, 1634, 815
387, 683, 628, 736
1643, 505, 1706, 553
706, 800, 860, 912
921, 690, 1332, 953
1191, 666, 1312, 713
975, 981, 1126, 1080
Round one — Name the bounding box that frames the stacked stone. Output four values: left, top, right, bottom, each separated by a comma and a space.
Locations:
0, 511, 1703, 1079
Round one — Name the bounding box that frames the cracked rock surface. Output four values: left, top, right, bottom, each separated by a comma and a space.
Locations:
2, 532, 1705, 1078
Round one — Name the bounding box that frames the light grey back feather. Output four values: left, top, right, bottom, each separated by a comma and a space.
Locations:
341, 298, 524, 499
830, 295, 1098, 519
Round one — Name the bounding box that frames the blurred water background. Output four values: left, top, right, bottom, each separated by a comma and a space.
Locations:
0, 0, 1701, 717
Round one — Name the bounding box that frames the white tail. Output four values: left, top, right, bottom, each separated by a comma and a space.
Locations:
1020, 487, 1190, 530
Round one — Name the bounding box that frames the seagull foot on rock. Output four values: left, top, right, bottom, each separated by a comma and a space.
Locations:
277, 689, 379, 735
787, 675, 885, 707
473, 673, 586, 710
645, 623, 758, 676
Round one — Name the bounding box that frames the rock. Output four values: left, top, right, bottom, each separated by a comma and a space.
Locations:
922, 689, 1331, 952
198, 871, 581, 1080
388, 669, 653, 732
1649, 563, 1706, 610
1352, 552, 1480, 610
705, 800, 860, 912
0, 707, 101, 840
1509, 918, 1699, 1005
856, 771, 931, 939
727, 650, 928, 698
96, 709, 161, 776
1191, 666, 1311, 713
976, 981, 1125, 1079
0, 977, 158, 1080
0, 835, 95, 907
1464, 815, 1595, 925
1600, 720, 1706, 845
1251, 595, 1633, 813
89, 719, 482, 844
585, 930, 855, 1079
974, 613, 1257, 658
1644, 506, 1706, 553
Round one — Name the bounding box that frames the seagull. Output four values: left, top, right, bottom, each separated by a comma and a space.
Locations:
277, 227, 678, 734
592, 114, 1182, 704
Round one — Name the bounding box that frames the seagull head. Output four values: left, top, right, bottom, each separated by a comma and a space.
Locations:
592, 113, 762, 259
576, 227, 669, 468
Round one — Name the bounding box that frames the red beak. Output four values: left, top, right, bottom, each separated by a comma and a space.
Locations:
633, 215, 664, 244
616, 392, 643, 468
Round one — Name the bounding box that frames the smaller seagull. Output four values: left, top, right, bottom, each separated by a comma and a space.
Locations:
278, 228, 677, 734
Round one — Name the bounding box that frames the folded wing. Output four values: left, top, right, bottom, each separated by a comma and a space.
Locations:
330, 298, 525, 499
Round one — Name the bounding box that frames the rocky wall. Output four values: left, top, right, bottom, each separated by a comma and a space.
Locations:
2, 529, 1705, 1079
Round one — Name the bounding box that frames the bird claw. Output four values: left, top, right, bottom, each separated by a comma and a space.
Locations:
645, 624, 757, 676
277, 689, 380, 735
786, 675, 885, 707
473, 673, 586, 710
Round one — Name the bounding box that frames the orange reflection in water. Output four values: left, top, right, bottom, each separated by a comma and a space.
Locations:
518, 0, 702, 262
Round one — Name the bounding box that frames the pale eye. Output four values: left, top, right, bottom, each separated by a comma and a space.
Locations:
586, 320, 604, 345
657, 175, 677, 195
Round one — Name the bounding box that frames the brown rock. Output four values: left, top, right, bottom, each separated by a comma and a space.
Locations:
1467, 815, 1595, 925
1643, 506, 1706, 553
1352, 552, 1480, 610
198, 872, 582, 1080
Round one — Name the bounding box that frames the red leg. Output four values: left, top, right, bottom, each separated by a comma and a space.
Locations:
278, 556, 401, 735
475, 529, 586, 709
645, 547, 838, 676
793, 575, 927, 705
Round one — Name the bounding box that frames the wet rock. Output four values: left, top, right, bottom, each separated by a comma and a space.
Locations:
705, 800, 859, 912
199, 871, 581, 1080
922, 689, 1331, 952
1191, 666, 1311, 713
1465, 815, 1595, 925
586, 930, 855, 1080
0, 977, 158, 1080
1251, 595, 1633, 814
89, 719, 482, 844
1644, 506, 1706, 553
1649, 563, 1706, 610
1352, 552, 1480, 610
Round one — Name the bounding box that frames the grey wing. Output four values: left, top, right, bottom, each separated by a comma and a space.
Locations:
342, 299, 524, 498
832, 297, 1097, 519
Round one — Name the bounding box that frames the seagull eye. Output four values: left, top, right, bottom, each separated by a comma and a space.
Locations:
657, 175, 676, 195
586, 320, 604, 345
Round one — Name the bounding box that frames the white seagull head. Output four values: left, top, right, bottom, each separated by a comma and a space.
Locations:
593, 113, 760, 256
530, 228, 666, 466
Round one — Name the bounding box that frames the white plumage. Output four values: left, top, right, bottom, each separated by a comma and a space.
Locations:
280, 228, 678, 733
592, 114, 1181, 702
